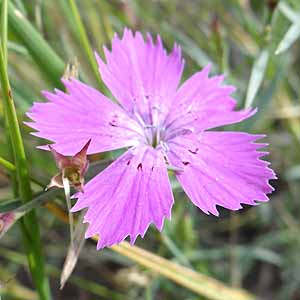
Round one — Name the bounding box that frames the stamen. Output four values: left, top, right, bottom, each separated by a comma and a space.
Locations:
133, 105, 167, 148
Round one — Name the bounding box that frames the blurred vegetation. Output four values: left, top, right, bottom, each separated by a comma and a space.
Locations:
0, 0, 300, 299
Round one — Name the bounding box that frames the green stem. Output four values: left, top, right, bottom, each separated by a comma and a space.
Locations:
1, 0, 19, 202
67, 0, 105, 90
0, 0, 7, 62
0, 1, 51, 299
0, 155, 16, 171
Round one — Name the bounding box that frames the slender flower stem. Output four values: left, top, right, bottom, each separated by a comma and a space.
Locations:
62, 177, 74, 247
0, 1, 51, 298
67, 0, 105, 90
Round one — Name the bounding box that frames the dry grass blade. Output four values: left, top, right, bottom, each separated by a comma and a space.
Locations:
45, 202, 255, 300
60, 211, 87, 289
111, 241, 255, 300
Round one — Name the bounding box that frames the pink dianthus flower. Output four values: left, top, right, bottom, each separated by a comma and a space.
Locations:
26, 29, 276, 249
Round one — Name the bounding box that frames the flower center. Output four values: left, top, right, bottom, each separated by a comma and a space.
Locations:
143, 124, 165, 148
133, 104, 168, 148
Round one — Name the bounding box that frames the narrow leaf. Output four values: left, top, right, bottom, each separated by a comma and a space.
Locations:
163, 23, 212, 67
0, 155, 15, 171
7, 2, 65, 87
275, 22, 300, 55
0, 199, 20, 213
245, 49, 269, 108
67, 0, 105, 90
60, 211, 87, 289
0, 0, 8, 62
0, 188, 60, 238
278, 2, 299, 23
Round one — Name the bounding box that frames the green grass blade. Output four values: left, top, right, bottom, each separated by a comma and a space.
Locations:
278, 2, 299, 23
275, 22, 300, 55
0, 155, 15, 171
0, 198, 20, 212
0, 190, 60, 242
245, 49, 269, 108
0, 0, 7, 62
67, 0, 105, 90
7, 2, 65, 87
1, 0, 19, 208
0, 188, 60, 214
161, 233, 193, 267
163, 23, 212, 67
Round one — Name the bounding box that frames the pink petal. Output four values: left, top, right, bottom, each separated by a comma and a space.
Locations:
164, 66, 255, 138
166, 132, 276, 216
95, 29, 184, 120
71, 146, 174, 249
25, 78, 144, 155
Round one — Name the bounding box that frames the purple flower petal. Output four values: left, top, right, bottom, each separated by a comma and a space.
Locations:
167, 132, 276, 216
71, 146, 174, 249
26, 78, 143, 155
95, 28, 184, 120
164, 66, 255, 139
